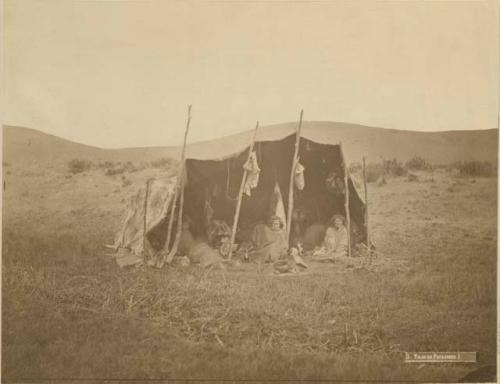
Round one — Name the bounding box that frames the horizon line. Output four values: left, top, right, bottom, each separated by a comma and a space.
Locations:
3, 122, 498, 152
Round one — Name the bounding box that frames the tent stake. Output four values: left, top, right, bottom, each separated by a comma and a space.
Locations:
286, 110, 303, 244
339, 143, 351, 257
165, 105, 192, 265
227, 122, 260, 260
362, 156, 370, 251
142, 178, 152, 263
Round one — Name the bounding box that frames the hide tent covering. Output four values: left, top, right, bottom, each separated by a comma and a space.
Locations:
114, 126, 369, 264
113, 177, 178, 265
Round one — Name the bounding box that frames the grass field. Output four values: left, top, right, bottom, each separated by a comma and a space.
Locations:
2, 163, 497, 382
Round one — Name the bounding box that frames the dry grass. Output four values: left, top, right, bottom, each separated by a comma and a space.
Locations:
2, 165, 497, 382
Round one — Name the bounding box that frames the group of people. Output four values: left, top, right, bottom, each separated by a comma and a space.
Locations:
178, 205, 349, 269
248, 212, 348, 263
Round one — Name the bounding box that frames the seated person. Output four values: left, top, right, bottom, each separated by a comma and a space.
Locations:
249, 215, 288, 263
179, 218, 225, 269
324, 214, 348, 256
313, 214, 348, 259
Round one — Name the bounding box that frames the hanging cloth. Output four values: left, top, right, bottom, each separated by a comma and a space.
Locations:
269, 182, 287, 234
243, 151, 260, 196
294, 159, 306, 191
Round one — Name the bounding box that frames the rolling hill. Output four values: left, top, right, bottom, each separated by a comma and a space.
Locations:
2, 125, 178, 168
3, 123, 498, 169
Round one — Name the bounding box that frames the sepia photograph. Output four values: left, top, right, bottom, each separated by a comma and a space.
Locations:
2, 0, 498, 382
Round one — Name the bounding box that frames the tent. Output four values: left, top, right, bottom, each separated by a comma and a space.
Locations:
114, 124, 368, 265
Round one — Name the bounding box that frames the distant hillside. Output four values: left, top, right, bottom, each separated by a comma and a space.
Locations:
2, 126, 179, 168
3, 123, 498, 169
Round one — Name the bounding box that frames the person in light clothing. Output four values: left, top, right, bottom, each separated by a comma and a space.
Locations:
313, 214, 348, 260
324, 214, 348, 257
250, 215, 288, 263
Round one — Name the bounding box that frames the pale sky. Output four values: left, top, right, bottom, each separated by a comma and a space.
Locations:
3, 0, 499, 148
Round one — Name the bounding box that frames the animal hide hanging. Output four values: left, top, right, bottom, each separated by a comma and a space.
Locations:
243, 151, 260, 196
269, 182, 287, 233
294, 160, 305, 191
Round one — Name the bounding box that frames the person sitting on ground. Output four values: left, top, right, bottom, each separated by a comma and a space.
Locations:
249, 215, 288, 263
313, 214, 348, 260
324, 214, 348, 257
178, 218, 225, 269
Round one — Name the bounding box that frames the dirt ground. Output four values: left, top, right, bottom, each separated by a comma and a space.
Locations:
2, 164, 497, 382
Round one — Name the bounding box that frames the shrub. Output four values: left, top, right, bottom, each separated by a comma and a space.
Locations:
68, 159, 92, 174
151, 157, 176, 169
455, 161, 497, 177
126, 161, 151, 173
383, 158, 407, 176
97, 161, 115, 169
364, 159, 407, 182
99, 161, 147, 173
405, 156, 431, 171
105, 166, 125, 176
407, 173, 419, 182
123, 161, 138, 172
121, 176, 132, 187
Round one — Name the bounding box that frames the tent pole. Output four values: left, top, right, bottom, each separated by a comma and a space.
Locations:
362, 156, 369, 251
159, 147, 184, 266
162, 179, 178, 258
158, 191, 176, 262
166, 174, 186, 264
142, 178, 152, 263
165, 105, 192, 265
286, 109, 303, 244
227, 121, 260, 260
339, 143, 352, 257
158, 105, 191, 267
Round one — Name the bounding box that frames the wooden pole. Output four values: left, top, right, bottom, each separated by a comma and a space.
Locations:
227, 122, 260, 260
286, 110, 303, 244
158, 190, 176, 263
362, 157, 369, 249
160, 153, 184, 265
165, 105, 192, 265
142, 178, 152, 262
339, 143, 351, 257
162, 178, 178, 256
166, 175, 186, 264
